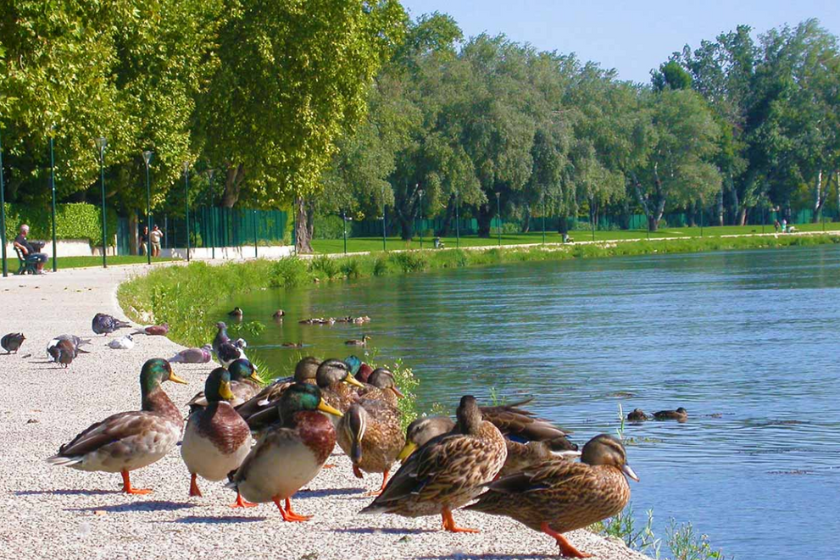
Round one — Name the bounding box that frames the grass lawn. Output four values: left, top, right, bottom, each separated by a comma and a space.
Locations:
311, 221, 840, 254
0, 255, 174, 272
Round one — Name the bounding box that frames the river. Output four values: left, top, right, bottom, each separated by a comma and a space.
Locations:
221, 244, 840, 560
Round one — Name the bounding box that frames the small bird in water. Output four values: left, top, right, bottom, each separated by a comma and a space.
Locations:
228, 307, 244, 319
272, 309, 285, 319
281, 342, 304, 348
169, 345, 213, 364
1, 333, 25, 354
653, 407, 688, 422
108, 335, 135, 350
627, 408, 649, 422
345, 335, 371, 347
133, 324, 169, 336
91, 313, 131, 336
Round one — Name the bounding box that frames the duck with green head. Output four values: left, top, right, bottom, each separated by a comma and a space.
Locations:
186, 359, 264, 412
46, 358, 187, 494
466, 434, 639, 558
182, 368, 254, 507
231, 383, 343, 521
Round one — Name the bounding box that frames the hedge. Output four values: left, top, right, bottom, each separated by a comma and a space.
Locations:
2, 202, 119, 246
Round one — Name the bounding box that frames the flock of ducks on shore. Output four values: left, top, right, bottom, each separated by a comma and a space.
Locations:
0, 309, 658, 557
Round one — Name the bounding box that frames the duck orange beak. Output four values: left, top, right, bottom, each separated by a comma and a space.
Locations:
390, 386, 405, 399
169, 373, 189, 385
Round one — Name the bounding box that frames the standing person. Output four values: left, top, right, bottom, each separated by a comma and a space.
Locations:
13, 224, 48, 274
139, 226, 149, 256
773, 219, 781, 233
150, 224, 163, 257
781, 219, 787, 233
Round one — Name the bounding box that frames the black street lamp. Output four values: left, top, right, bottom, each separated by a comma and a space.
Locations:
495, 192, 501, 247
381, 186, 387, 252
207, 169, 215, 259
542, 189, 546, 245
418, 188, 424, 250
253, 209, 258, 258
342, 210, 348, 255
0, 129, 7, 277
454, 189, 460, 248
142, 150, 153, 265
183, 161, 190, 262
49, 127, 57, 271
96, 137, 108, 268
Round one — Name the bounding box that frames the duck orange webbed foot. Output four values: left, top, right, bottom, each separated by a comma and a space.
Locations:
230, 491, 257, 508
273, 497, 311, 522
121, 470, 152, 495
322, 463, 337, 469
541, 522, 591, 558
441, 508, 480, 533
188, 473, 203, 497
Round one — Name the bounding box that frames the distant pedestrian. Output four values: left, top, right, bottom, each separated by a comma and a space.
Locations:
139, 226, 149, 256
773, 219, 780, 233
150, 225, 163, 257
781, 219, 787, 233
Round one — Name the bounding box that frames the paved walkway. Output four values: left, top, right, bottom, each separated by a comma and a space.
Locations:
0, 265, 647, 559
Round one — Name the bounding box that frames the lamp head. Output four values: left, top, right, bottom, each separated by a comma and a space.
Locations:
142, 150, 153, 167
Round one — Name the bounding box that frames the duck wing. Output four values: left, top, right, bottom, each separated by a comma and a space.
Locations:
49, 411, 160, 461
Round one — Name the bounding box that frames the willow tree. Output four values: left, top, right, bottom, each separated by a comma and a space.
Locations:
195, 0, 406, 252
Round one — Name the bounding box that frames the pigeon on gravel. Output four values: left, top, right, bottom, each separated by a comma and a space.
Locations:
54, 339, 80, 368
169, 344, 213, 364
133, 324, 169, 336
108, 335, 135, 350
92, 313, 131, 336
212, 322, 230, 356
217, 339, 248, 368
1, 333, 25, 354
47, 335, 91, 363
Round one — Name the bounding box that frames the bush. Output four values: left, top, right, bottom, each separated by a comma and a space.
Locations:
3, 202, 119, 245
313, 214, 346, 240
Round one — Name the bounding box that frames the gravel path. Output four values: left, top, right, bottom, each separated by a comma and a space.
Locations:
0, 265, 649, 560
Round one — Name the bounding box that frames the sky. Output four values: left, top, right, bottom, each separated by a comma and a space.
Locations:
399, 0, 840, 83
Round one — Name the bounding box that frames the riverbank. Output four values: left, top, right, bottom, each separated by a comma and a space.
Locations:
118, 230, 840, 347
0, 266, 648, 560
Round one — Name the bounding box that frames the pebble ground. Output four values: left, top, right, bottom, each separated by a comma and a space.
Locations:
0, 265, 649, 560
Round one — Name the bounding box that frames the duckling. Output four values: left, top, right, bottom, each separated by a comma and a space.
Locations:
181, 368, 254, 507
337, 398, 405, 495
345, 335, 371, 346
466, 434, 639, 558
186, 360, 263, 411
231, 383, 343, 521
46, 359, 187, 494
361, 396, 507, 533
228, 307, 244, 319
627, 408, 650, 422
654, 407, 688, 422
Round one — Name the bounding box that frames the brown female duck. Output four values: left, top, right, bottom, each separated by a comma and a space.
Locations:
186, 360, 263, 411
466, 434, 638, 558
361, 396, 507, 533
654, 407, 688, 422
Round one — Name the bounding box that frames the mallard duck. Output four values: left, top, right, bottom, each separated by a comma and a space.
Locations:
281, 342, 304, 348
231, 383, 343, 521
236, 356, 321, 426
361, 395, 507, 533
356, 368, 404, 408
187, 360, 264, 412
46, 358, 187, 494
345, 335, 371, 346
228, 307, 244, 319
315, 358, 365, 415
627, 408, 649, 422
337, 398, 405, 495
272, 309, 285, 319
466, 434, 639, 558
397, 400, 576, 461
654, 407, 688, 422
182, 368, 254, 507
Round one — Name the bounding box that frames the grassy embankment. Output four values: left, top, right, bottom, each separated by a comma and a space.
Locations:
0, 255, 174, 271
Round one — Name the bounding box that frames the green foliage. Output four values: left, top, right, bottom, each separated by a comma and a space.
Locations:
313, 215, 346, 240
594, 506, 661, 558
228, 321, 266, 339
3, 202, 118, 245
310, 255, 342, 281
666, 520, 729, 560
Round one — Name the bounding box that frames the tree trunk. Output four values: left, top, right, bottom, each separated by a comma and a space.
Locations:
813, 169, 826, 222
477, 203, 492, 237
717, 182, 725, 226
294, 197, 313, 254
522, 205, 531, 233
399, 216, 414, 241
440, 194, 455, 235
128, 211, 139, 255
221, 164, 245, 208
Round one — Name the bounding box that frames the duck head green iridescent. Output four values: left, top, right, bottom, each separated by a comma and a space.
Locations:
204, 367, 234, 403
279, 383, 343, 425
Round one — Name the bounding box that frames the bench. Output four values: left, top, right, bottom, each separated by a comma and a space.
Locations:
14, 247, 37, 275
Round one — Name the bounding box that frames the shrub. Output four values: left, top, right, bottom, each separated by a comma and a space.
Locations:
3, 202, 119, 245
310, 255, 341, 280
313, 214, 346, 240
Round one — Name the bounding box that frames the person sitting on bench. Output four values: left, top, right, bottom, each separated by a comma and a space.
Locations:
13, 224, 47, 274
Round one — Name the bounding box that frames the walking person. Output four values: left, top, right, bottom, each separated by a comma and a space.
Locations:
150, 224, 163, 257
139, 226, 149, 256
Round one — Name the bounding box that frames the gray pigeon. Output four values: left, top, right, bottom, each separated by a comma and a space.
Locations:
1, 333, 25, 354
217, 341, 243, 368
169, 344, 213, 364
54, 339, 80, 368
212, 322, 230, 355
47, 335, 91, 363
92, 313, 131, 336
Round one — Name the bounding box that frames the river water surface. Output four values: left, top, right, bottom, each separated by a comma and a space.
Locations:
222, 245, 840, 560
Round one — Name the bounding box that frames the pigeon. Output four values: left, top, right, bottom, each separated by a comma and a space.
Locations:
47, 335, 91, 363
217, 341, 245, 368
169, 344, 213, 364
92, 313, 131, 336
133, 323, 169, 336
54, 339, 80, 368
108, 335, 134, 350
212, 322, 230, 356
1, 333, 25, 354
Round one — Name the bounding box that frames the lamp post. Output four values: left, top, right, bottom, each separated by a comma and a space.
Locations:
207, 169, 215, 259
495, 192, 501, 247
418, 188, 424, 250
49, 127, 57, 271
342, 210, 348, 255
142, 150, 153, 265
454, 189, 460, 248
96, 137, 108, 268
542, 190, 546, 245
183, 161, 190, 262
699, 198, 704, 237
253, 209, 258, 258
0, 129, 7, 277
381, 186, 387, 252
